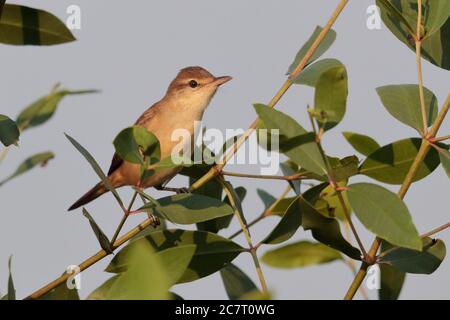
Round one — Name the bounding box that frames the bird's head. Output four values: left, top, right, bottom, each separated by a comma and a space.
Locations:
165, 66, 232, 111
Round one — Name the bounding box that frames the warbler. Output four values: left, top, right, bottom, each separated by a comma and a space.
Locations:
69, 66, 232, 210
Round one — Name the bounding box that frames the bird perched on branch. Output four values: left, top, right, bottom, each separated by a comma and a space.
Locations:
68, 66, 232, 211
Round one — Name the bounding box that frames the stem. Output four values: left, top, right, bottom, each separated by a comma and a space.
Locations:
110, 191, 138, 246
344, 95, 450, 300
221, 171, 307, 181
420, 221, 450, 239
433, 134, 450, 142
415, 0, 427, 134
229, 185, 292, 240
25, 217, 155, 300
220, 178, 268, 293
189, 0, 349, 192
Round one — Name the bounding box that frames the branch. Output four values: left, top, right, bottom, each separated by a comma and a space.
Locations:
189, 0, 350, 192
344, 94, 450, 300
221, 171, 307, 181
415, 0, 428, 135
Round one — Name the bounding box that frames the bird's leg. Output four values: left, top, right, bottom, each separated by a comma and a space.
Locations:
155, 185, 190, 194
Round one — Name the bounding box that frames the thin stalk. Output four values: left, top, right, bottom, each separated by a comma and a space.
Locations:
189, 0, 350, 191
229, 185, 292, 240
344, 96, 450, 300
415, 0, 427, 135
222, 171, 306, 181
433, 134, 450, 142
220, 178, 268, 293
110, 191, 138, 246
26, 217, 155, 300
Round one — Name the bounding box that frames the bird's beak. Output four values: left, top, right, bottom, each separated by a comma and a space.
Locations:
210, 76, 233, 87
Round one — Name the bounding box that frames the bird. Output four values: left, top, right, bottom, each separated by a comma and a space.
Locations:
68, 66, 232, 211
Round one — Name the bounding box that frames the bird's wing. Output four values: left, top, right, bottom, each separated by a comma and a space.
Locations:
107, 105, 158, 176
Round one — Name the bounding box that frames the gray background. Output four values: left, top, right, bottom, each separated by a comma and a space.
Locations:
1, 0, 449, 299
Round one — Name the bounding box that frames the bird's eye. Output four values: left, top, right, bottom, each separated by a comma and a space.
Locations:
189, 80, 198, 88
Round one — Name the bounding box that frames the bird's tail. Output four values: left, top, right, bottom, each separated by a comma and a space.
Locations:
68, 182, 108, 211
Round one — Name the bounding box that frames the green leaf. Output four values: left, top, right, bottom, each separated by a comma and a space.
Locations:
16, 88, 97, 131
376, 85, 438, 131
0, 151, 54, 187
139, 193, 234, 225
379, 241, 406, 300
377, 0, 450, 70
329, 155, 359, 181
379, 264, 406, 300
65, 133, 124, 208
280, 160, 302, 194
40, 282, 80, 300
106, 229, 244, 283
294, 59, 345, 86
314, 181, 352, 221
262, 196, 302, 245
6, 256, 15, 300
262, 241, 342, 269
222, 180, 249, 230
113, 126, 160, 165
0, 115, 20, 146
254, 104, 326, 176
300, 184, 361, 260
257, 189, 277, 209
288, 26, 337, 77
379, 237, 446, 274
313, 65, 348, 130
0, 4, 76, 45
342, 131, 380, 156
270, 197, 297, 216
360, 138, 440, 184
91, 240, 187, 299
347, 183, 421, 250
82, 208, 113, 254
220, 263, 258, 300
437, 147, 450, 178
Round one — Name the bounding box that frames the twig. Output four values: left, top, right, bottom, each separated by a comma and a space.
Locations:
415, 0, 428, 135
220, 177, 268, 293
109, 190, 138, 246
433, 134, 450, 142
229, 185, 292, 240
189, 0, 350, 192
222, 171, 307, 181
344, 95, 450, 300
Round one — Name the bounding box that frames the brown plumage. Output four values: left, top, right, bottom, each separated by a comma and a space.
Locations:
68, 66, 232, 211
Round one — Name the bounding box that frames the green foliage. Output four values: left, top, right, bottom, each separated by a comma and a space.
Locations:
379, 237, 446, 274
0, 4, 76, 46
65, 133, 124, 208
376, 84, 438, 131
262, 241, 342, 269
379, 264, 406, 300
139, 193, 234, 225
113, 126, 160, 165
300, 184, 361, 260
82, 208, 113, 253
254, 104, 326, 176
377, 0, 450, 70
313, 65, 348, 130
0, 151, 54, 187
106, 229, 244, 283
16, 87, 97, 131
220, 263, 258, 300
437, 147, 450, 178
347, 183, 421, 250
342, 131, 380, 156
359, 138, 440, 184
288, 26, 337, 76
294, 58, 344, 86
0, 115, 20, 146
262, 195, 302, 245
1, 256, 15, 300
